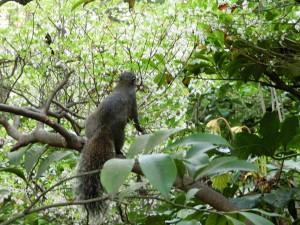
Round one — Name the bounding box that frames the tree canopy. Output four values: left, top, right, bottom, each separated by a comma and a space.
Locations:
0, 0, 299, 224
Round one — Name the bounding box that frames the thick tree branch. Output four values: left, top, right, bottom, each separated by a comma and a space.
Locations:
131, 161, 237, 212
0, 118, 21, 140
0, 104, 84, 151
266, 71, 300, 101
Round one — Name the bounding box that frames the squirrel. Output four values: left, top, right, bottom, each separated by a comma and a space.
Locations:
74, 71, 143, 217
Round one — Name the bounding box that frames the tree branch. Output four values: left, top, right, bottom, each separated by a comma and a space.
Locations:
43, 63, 74, 114
1, 159, 253, 225
0, 104, 84, 151
131, 161, 237, 212
0, 118, 21, 140
266, 71, 300, 101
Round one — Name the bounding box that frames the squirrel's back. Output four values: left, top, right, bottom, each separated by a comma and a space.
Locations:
75, 72, 141, 218
85, 72, 137, 140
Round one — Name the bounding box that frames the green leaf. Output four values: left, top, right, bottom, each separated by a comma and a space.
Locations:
230, 194, 262, 209
231, 133, 267, 159
154, 53, 166, 65
185, 188, 200, 203
260, 112, 280, 136
177, 220, 199, 225
174, 158, 186, 178
225, 55, 247, 78
166, 133, 231, 150
101, 158, 134, 196
186, 143, 217, 158
213, 30, 225, 47
213, 51, 229, 68
35, 151, 72, 179
145, 128, 182, 152
242, 64, 265, 81
139, 154, 177, 197
195, 157, 259, 180
25, 145, 46, 175
154, 73, 166, 87
280, 116, 299, 147
260, 112, 281, 152
0, 167, 26, 182
71, 0, 88, 11
264, 189, 292, 208
128, 129, 181, 157
141, 58, 158, 70
185, 153, 209, 177
127, 134, 152, 158
239, 212, 275, 225
144, 215, 166, 224
8, 147, 27, 166
206, 213, 227, 225
211, 173, 231, 190
250, 209, 282, 217
225, 215, 246, 225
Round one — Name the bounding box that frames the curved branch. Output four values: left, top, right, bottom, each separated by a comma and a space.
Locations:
0, 118, 21, 140
43, 63, 74, 114
8, 129, 83, 151
0, 104, 84, 150
266, 71, 300, 101
132, 161, 237, 212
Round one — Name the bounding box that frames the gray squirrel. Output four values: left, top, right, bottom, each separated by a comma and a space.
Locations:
75, 71, 143, 217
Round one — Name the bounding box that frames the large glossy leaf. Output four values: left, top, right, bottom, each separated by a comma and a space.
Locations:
24, 145, 46, 175
230, 194, 262, 209
206, 213, 227, 225
35, 151, 72, 179
259, 112, 280, 152
127, 134, 152, 158
225, 55, 248, 78
101, 158, 134, 196
239, 212, 275, 225
128, 129, 182, 157
225, 215, 246, 225
231, 133, 267, 159
0, 167, 26, 182
242, 64, 265, 81
185, 143, 217, 158
185, 153, 209, 177
280, 116, 299, 147
71, 0, 93, 11
260, 112, 279, 132
195, 157, 259, 180
145, 128, 182, 152
264, 189, 292, 208
139, 154, 177, 197
8, 147, 27, 166
166, 133, 231, 150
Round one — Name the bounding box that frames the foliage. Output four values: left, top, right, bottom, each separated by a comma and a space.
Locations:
232, 112, 299, 159
0, 0, 300, 224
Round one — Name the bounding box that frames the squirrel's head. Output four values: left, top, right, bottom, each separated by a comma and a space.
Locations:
119, 72, 136, 85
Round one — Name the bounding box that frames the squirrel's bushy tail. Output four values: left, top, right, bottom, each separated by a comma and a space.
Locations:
74, 129, 115, 216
